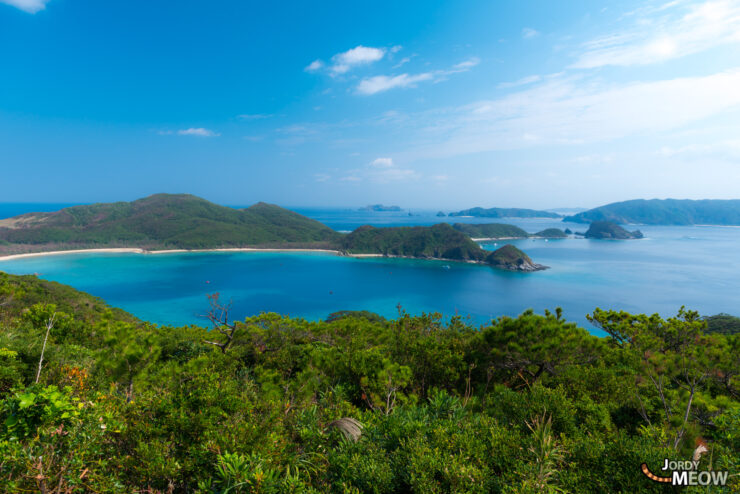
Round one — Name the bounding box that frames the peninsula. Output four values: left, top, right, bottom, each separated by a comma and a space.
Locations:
0, 194, 547, 272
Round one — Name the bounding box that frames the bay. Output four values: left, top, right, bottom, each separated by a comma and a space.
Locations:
1, 206, 739, 334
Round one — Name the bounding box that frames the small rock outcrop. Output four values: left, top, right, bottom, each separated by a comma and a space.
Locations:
486, 244, 548, 272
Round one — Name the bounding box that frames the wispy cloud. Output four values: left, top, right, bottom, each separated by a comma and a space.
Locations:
572, 0, 740, 68
356, 57, 479, 95
393, 57, 411, 68
357, 73, 435, 95
522, 27, 540, 39
175, 128, 220, 137
0, 0, 51, 13
304, 60, 324, 72
393, 68, 740, 159
497, 74, 541, 89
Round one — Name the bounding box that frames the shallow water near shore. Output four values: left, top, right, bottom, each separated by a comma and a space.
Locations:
1, 207, 740, 333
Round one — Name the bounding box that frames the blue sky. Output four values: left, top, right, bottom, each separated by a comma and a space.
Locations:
2, 0, 740, 208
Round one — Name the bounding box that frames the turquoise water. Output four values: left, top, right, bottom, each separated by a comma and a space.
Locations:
1, 208, 739, 333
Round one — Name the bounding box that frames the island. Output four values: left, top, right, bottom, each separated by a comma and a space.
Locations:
563, 198, 740, 225
584, 221, 643, 239
449, 207, 561, 219
358, 204, 402, 212
0, 194, 547, 272
339, 223, 547, 271
436, 211, 446, 217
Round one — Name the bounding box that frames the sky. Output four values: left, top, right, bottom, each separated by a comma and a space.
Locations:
2, 0, 740, 209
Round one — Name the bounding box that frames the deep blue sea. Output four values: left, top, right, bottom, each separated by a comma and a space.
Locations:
1, 203, 739, 334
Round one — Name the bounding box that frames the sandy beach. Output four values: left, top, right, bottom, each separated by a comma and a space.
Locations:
0, 247, 349, 262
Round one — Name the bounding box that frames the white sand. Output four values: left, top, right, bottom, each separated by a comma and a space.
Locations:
0, 247, 346, 262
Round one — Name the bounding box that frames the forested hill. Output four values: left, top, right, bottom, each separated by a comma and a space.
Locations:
0, 194, 340, 252
563, 198, 740, 225
0, 272, 737, 492
449, 207, 561, 219
339, 223, 547, 271
340, 223, 489, 261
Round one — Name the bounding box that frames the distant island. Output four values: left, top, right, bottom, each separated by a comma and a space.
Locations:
0, 194, 546, 272
585, 221, 643, 239
436, 211, 446, 217
449, 207, 561, 219
358, 204, 402, 212
564, 199, 740, 225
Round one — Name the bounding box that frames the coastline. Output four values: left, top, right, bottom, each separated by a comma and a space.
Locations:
0, 247, 546, 271
0, 247, 345, 262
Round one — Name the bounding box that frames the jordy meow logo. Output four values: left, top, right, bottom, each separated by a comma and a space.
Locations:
641, 459, 730, 487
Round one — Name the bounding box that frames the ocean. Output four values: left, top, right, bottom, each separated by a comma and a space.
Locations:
1, 204, 738, 334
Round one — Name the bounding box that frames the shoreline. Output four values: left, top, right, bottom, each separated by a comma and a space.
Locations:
0, 247, 346, 262
0, 247, 450, 263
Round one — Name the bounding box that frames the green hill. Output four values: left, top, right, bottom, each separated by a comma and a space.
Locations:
584, 221, 643, 239
703, 313, 740, 335
339, 223, 488, 261
452, 223, 529, 239
339, 223, 546, 271
449, 207, 561, 219
0, 194, 340, 253
563, 198, 740, 225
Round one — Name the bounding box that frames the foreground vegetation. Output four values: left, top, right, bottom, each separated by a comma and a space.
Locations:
0, 272, 738, 492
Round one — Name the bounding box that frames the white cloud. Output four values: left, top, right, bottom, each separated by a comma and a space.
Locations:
356, 57, 478, 95
522, 28, 540, 39
452, 57, 480, 70
0, 0, 51, 13
498, 74, 541, 89
394, 68, 740, 160
390, 45, 403, 53
370, 157, 394, 168
393, 57, 411, 68
572, 0, 740, 68
305, 60, 324, 72
330, 45, 385, 74
314, 173, 331, 182
341, 157, 418, 183
357, 73, 435, 95
176, 128, 220, 137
